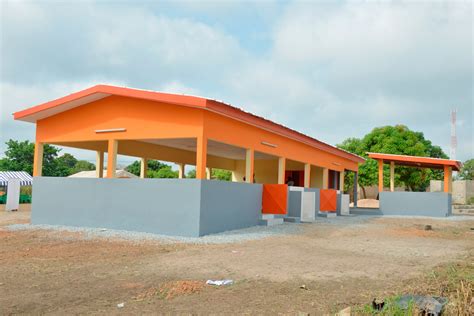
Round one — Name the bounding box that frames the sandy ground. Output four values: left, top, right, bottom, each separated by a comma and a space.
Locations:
0, 208, 473, 314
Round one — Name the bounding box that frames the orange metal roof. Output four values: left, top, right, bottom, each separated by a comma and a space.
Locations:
368, 152, 461, 171
13, 84, 364, 163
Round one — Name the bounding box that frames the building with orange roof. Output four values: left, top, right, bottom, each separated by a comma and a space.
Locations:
14, 84, 366, 235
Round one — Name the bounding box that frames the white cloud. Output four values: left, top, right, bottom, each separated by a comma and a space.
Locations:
1, 1, 472, 162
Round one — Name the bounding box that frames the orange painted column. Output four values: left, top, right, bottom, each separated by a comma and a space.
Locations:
304, 163, 311, 188
245, 149, 254, 183
322, 168, 328, 189
106, 140, 118, 178
339, 170, 345, 192
178, 163, 185, 179
278, 157, 286, 184
33, 142, 44, 177
443, 165, 452, 193
140, 158, 147, 179
196, 136, 207, 179
378, 159, 384, 193
96, 151, 104, 178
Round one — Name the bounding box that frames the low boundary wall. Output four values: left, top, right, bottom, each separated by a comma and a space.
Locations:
379, 192, 452, 217
32, 177, 262, 237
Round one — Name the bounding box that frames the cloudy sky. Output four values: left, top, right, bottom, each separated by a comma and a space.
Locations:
1, 0, 473, 165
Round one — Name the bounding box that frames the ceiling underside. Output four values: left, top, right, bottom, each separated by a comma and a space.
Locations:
141, 138, 277, 160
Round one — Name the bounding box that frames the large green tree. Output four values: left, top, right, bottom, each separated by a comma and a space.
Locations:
0, 139, 95, 176
458, 159, 474, 180
125, 160, 178, 178
337, 125, 448, 196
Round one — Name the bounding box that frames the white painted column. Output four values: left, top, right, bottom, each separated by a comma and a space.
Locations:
390, 161, 395, 192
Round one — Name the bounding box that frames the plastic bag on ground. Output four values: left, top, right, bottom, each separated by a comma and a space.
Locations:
396, 295, 447, 315
206, 279, 233, 286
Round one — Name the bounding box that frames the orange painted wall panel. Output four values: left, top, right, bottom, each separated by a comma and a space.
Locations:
36, 96, 204, 143
203, 111, 358, 172
262, 184, 288, 214
320, 189, 337, 212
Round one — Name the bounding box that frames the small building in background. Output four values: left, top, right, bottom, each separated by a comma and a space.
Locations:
69, 169, 138, 179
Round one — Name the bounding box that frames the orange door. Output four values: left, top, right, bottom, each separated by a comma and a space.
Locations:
320, 189, 337, 212
262, 184, 288, 214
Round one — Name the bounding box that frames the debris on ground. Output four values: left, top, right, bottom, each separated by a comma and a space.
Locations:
372, 298, 385, 311
336, 306, 351, 316
132, 287, 158, 301
396, 295, 447, 315
299, 284, 308, 290
116, 302, 125, 308
159, 280, 205, 300
425, 225, 433, 231
206, 279, 233, 286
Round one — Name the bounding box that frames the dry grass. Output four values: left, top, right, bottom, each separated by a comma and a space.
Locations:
354, 255, 474, 315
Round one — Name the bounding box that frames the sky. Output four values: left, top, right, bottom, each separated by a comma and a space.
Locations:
1, 0, 473, 167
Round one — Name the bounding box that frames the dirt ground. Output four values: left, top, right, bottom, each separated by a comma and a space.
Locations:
0, 207, 473, 314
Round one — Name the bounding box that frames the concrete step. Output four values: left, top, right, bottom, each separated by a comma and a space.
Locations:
259, 218, 284, 226
318, 212, 337, 218
453, 204, 474, 210
284, 216, 301, 223
350, 207, 383, 216
261, 214, 275, 220
452, 209, 474, 215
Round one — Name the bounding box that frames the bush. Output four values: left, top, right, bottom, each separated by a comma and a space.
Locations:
467, 196, 474, 205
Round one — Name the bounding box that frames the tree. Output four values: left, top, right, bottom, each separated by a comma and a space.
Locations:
0, 139, 95, 177
458, 159, 474, 180
55, 153, 78, 177
0, 139, 61, 176
186, 169, 196, 178
71, 160, 96, 174
338, 125, 448, 195
212, 169, 232, 181
125, 160, 178, 178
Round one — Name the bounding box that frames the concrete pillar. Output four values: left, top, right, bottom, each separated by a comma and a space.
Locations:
278, 157, 286, 184
444, 165, 452, 193
378, 159, 384, 193
206, 167, 212, 180
339, 170, 345, 192
33, 142, 44, 177
140, 158, 147, 179
353, 171, 358, 207
178, 163, 185, 179
389, 161, 395, 192
196, 136, 207, 179
106, 139, 118, 178
245, 149, 254, 183
96, 151, 104, 178
322, 168, 328, 189
304, 163, 311, 188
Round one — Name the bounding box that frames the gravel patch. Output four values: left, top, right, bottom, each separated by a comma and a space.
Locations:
6, 222, 303, 244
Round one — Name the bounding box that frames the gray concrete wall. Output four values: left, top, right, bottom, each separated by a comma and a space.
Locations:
304, 188, 320, 216
287, 190, 302, 217
430, 180, 474, 205
32, 177, 202, 236
32, 177, 265, 237
379, 192, 452, 217
199, 180, 262, 235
